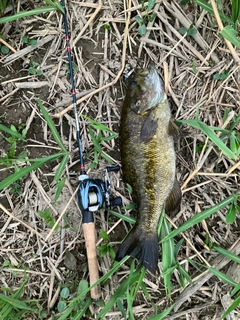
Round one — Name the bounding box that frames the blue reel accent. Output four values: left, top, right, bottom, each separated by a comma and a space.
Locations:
78, 178, 105, 211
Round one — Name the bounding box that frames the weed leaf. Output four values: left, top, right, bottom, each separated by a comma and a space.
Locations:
161, 194, 237, 242
220, 25, 240, 48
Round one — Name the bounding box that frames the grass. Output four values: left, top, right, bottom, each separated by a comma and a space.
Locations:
0, 0, 240, 319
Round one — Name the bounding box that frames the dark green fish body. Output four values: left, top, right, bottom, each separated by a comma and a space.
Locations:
116, 64, 181, 272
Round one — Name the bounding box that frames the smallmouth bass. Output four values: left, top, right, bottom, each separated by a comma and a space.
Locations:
116, 63, 181, 272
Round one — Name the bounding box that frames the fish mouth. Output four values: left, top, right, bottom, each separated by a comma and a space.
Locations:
135, 62, 156, 77
135, 68, 149, 77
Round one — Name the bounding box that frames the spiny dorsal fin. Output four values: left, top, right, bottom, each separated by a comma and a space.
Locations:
165, 178, 182, 215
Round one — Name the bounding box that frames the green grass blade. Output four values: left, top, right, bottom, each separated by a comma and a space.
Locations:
36, 98, 67, 152
208, 267, 237, 286
231, 283, 240, 297
82, 115, 118, 136
72, 297, 92, 320
195, 0, 233, 24
0, 6, 58, 24
0, 294, 35, 311
232, 0, 240, 25
0, 162, 43, 190
54, 153, 68, 182
178, 119, 238, 160
220, 25, 240, 48
55, 177, 66, 202
221, 295, 240, 320
213, 246, 240, 264
160, 215, 176, 296
161, 194, 237, 242
0, 153, 64, 164
96, 267, 143, 320
0, 153, 64, 190
101, 151, 114, 164
178, 264, 192, 286
107, 209, 136, 224
148, 304, 175, 320
0, 124, 25, 140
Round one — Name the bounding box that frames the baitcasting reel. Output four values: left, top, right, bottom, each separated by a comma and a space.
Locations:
77, 165, 122, 222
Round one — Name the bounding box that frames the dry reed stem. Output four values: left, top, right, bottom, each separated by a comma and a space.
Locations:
0, 203, 45, 240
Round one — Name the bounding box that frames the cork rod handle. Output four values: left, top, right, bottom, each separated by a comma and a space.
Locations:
82, 222, 101, 300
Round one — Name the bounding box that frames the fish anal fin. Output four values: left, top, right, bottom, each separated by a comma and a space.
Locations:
165, 178, 182, 215
168, 120, 179, 136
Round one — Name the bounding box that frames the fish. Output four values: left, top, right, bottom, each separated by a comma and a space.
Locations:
115, 63, 181, 273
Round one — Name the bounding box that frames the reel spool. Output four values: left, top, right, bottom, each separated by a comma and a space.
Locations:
77, 165, 122, 214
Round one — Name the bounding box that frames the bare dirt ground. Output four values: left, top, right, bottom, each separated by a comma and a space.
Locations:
0, 0, 240, 319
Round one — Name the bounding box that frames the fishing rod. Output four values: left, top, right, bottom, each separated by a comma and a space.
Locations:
61, 0, 122, 300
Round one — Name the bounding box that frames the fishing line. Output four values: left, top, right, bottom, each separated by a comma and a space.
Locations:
61, 0, 85, 175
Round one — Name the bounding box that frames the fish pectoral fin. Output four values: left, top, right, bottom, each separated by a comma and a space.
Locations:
140, 114, 158, 142
165, 178, 182, 215
168, 119, 179, 136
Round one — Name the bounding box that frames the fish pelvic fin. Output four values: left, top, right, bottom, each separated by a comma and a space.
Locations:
115, 226, 159, 273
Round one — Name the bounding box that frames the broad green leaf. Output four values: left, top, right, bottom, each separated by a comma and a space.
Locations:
99, 229, 109, 241
57, 301, 67, 313
138, 24, 146, 36
60, 287, 70, 299
1, 45, 9, 54
148, 0, 156, 11
135, 15, 143, 24
77, 279, 89, 297
220, 25, 240, 48
58, 257, 129, 320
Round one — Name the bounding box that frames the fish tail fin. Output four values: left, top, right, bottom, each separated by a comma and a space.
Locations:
115, 226, 159, 273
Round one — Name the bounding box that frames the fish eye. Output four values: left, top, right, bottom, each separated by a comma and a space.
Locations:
135, 100, 141, 107
131, 81, 137, 87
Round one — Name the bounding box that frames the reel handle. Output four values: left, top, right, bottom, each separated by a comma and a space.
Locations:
105, 165, 120, 172
82, 211, 101, 300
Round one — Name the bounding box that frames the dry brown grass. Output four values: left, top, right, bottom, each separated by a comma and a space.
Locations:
0, 0, 239, 319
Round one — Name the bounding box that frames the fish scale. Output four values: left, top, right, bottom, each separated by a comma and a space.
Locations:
116, 63, 181, 272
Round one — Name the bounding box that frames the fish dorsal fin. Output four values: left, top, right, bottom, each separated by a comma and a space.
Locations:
140, 114, 158, 143
168, 120, 179, 136
165, 178, 182, 215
